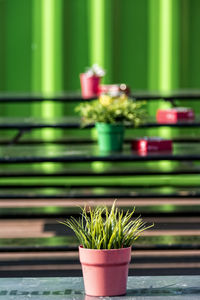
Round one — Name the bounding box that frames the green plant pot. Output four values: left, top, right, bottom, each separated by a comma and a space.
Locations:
95, 123, 124, 152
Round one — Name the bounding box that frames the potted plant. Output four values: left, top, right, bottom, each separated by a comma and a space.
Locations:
59, 201, 153, 297
76, 93, 146, 152
80, 64, 105, 99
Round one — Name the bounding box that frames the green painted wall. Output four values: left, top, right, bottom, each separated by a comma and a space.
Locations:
0, 0, 5, 91
1, 0, 200, 139
63, 0, 89, 91
1, 0, 200, 96
5, 0, 32, 92
0, 0, 32, 140
180, 0, 200, 88
112, 0, 148, 89
1, 0, 200, 187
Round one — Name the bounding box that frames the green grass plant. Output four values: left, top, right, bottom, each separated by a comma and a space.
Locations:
59, 201, 154, 249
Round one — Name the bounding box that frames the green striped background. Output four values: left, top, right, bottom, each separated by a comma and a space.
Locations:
0, 0, 200, 188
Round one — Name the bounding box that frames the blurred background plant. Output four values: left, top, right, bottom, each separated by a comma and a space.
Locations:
76, 94, 147, 127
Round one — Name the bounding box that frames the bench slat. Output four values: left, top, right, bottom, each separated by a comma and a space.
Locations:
0, 235, 200, 252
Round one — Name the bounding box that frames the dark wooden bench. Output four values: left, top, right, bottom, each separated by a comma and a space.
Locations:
1, 91, 200, 276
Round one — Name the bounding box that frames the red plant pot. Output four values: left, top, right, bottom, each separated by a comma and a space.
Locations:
80, 73, 100, 99
79, 246, 131, 297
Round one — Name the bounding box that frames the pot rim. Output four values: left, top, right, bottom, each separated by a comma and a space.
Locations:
79, 245, 131, 252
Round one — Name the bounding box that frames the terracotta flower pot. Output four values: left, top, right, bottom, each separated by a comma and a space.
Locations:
79, 246, 131, 297
80, 73, 100, 99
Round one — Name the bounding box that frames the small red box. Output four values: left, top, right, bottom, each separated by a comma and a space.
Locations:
156, 108, 194, 124
131, 137, 173, 153
99, 84, 130, 95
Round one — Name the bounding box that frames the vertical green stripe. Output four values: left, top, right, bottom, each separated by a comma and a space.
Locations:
88, 0, 105, 67
41, 0, 54, 94
32, 0, 42, 140
32, 0, 63, 94
0, 0, 5, 91
103, 0, 113, 83
88, 0, 112, 83
159, 0, 174, 138
148, 0, 160, 90
31, 0, 63, 173
147, 0, 161, 130
41, 0, 63, 94
41, 0, 62, 139
53, 0, 63, 92
159, 0, 180, 91
148, 0, 180, 91
32, 0, 63, 140
171, 0, 180, 89
41, 0, 63, 95
148, 0, 180, 139
180, 0, 189, 87
159, 0, 172, 91
32, 0, 42, 92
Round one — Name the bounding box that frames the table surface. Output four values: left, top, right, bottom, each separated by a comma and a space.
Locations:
0, 116, 199, 129
0, 143, 200, 163
0, 276, 200, 299
1, 89, 200, 101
